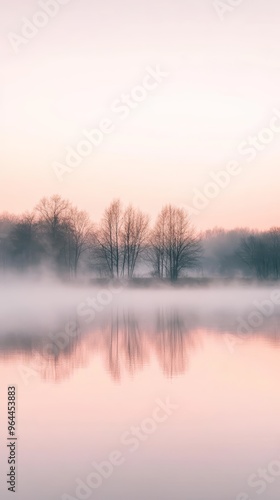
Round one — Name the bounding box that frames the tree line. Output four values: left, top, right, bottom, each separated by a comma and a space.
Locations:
0, 195, 201, 280
201, 228, 280, 280
0, 195, 279, 281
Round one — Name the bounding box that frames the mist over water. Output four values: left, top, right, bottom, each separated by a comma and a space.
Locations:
1, 278, 280, 500
1, 278, 280, 380
1, 277, 280, 324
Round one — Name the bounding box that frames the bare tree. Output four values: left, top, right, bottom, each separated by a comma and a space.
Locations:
239, 233, 269, 279
149, 206, 168, 278
35, 195, 72, 272
121, 206, 149, 277
200, 227, 250, 278
68, 207, 95, 275
95, 200, 123, 278
10, 212, 42, 269
267, 227, 280, 279
239, 228, 280, 279
0, 213, 18, 273
95, 201, 150, 279
150, 205, 201, 281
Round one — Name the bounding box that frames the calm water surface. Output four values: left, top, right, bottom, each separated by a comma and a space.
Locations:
0, 286, 280, 500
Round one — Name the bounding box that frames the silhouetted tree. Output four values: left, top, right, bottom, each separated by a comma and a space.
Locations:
121, 205, 149, 277
201, 227, 250, 278
95, 200, 123, 278
35, 195, 72, 273
2, 197, 280, 282
67, 206, 95, 275
239, 228, 280, 279
10, 212, 42, 270
267, 228, 280, 279
95, 201, 149, 279
150, 205, 201, 281
0, 213, 18, 272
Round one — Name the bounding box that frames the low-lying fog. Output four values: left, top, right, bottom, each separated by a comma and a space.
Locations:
1, 277, 280, 381
1, 277, 280, 335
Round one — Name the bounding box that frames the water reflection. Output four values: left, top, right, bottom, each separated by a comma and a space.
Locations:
1, 307, 280, 382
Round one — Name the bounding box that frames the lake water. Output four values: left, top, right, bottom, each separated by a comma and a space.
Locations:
0, 284, 280, 500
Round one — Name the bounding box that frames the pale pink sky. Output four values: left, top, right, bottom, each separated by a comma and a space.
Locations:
1, 0, 280, 229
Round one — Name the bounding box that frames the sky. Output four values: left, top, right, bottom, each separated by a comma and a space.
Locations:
1, 0, 280, 230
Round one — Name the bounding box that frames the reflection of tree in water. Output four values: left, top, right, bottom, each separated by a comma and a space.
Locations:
107, 314, 120, 380
1, 309, 280, 382
39, 335, 84, 382
105, 310, 147, 381
154, 310, 195, 377
0, 321, 84, 382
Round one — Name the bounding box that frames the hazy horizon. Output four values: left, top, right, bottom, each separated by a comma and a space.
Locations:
1, 1, 280, 230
